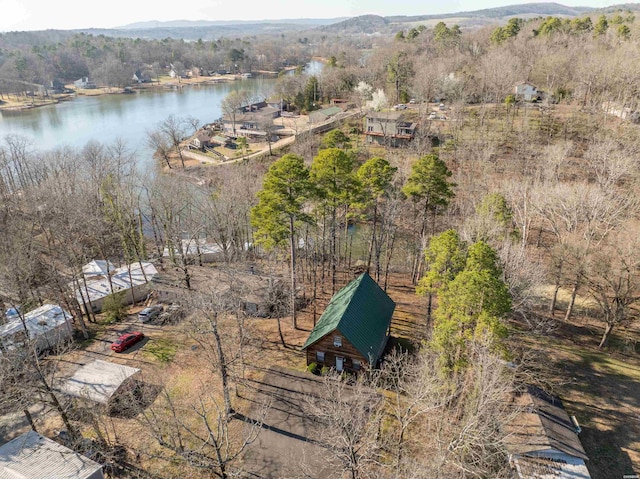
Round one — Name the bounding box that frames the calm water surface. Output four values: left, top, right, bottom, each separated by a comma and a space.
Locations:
0, 61, 323, 168
0, 77, 277, 167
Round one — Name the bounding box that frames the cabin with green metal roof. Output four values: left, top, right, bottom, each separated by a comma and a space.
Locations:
302, 272, 395, 372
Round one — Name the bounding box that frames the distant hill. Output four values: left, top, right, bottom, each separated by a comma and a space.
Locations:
74, 2, 640, 40
78, 23, 319, 41
118, 17, 346, 30
589, 2, 640, 14
319, 15, 390, 34
317, 3, 605, 35
387, 2, 593, 22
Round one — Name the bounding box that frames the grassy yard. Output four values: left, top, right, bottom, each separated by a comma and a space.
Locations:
517, 315, 640, 479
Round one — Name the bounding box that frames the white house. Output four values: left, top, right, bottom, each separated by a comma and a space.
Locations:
73, 77, 96, 89
0, 431, 104, 479
514, 82, 540, 102
0, 304, 73, 354
73, 261, 158, 313
505, 386, 591, 479
163, 239, 228, 264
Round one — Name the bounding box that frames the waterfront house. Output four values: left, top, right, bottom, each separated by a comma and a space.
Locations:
302, 273, 395, 372
73, 77, 96, 89
222, 101, 282, 139
132, 69, 151, 83
190, 131, 212, 150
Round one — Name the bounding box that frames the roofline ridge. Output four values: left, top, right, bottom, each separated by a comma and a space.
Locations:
338, 272, 369, 331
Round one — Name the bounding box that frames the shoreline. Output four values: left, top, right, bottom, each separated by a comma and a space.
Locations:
0, 72, 278, 112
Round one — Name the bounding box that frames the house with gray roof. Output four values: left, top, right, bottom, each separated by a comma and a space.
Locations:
0, 431, 104, 479
222, 101, 282, 139
365, 111, 416, 147
309, 106, 343, 124
302, 273, 395, 372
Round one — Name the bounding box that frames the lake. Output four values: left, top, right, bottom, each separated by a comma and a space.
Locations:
0, 61, 323, 168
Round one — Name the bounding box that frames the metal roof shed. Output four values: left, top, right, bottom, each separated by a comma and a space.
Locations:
60, 359, 141, 407
0, 431, 104, 479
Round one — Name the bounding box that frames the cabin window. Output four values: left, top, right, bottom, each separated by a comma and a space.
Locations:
333, 336, 342, 347
367, 126, 373, 132
316, 351, 325, 362
352, 359, 361, 371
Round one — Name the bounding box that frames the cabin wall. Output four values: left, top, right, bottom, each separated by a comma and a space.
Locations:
306, 331, 368, 372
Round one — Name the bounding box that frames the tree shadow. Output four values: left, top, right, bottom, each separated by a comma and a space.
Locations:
546, 350, 640, 479
109, 381, 163, 418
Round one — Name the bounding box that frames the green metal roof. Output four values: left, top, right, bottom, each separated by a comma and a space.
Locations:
311, 106, 342, 118
302, 273, 395, 364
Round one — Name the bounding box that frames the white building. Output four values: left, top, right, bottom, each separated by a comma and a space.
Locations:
60, 359, 141, 409
163, 239, 228, 264
0, 431, 104, 479
82, 260, 116, 281
505, 386, 591, 479
0, 304, 73, 354
514, 82, 540, 102
73, 261, 158, 313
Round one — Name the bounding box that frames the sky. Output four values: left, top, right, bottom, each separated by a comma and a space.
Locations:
0, 0, 618, 32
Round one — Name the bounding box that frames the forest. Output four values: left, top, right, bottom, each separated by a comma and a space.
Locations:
1, 7, 640, 479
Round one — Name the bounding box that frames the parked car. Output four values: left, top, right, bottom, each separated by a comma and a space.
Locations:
111, 331, 145, 353
428, 112, 437, 120
138, 305, 163, 323
393, 104, 407, 110
439, 103, 446, 110
409, 99, 417, 104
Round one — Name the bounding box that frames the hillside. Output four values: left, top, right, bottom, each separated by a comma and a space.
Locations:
387, 2, 593, 22
77, 23, 314, 41
80, 2, 633, 40
322, 2, 609, 34
118, 18, 346, 29
319, 15, 390, 34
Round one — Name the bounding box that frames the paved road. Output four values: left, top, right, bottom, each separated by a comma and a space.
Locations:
241, 366, 340, 479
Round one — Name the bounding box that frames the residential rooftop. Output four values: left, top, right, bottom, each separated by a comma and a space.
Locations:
59, 359, 141, 405
0, 304, 72, 341
73, 261, 157, 304
0, 431, 103, 479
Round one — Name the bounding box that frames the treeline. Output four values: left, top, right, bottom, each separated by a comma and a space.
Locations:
0, 31, 315, 95
269, 8, 640, 109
